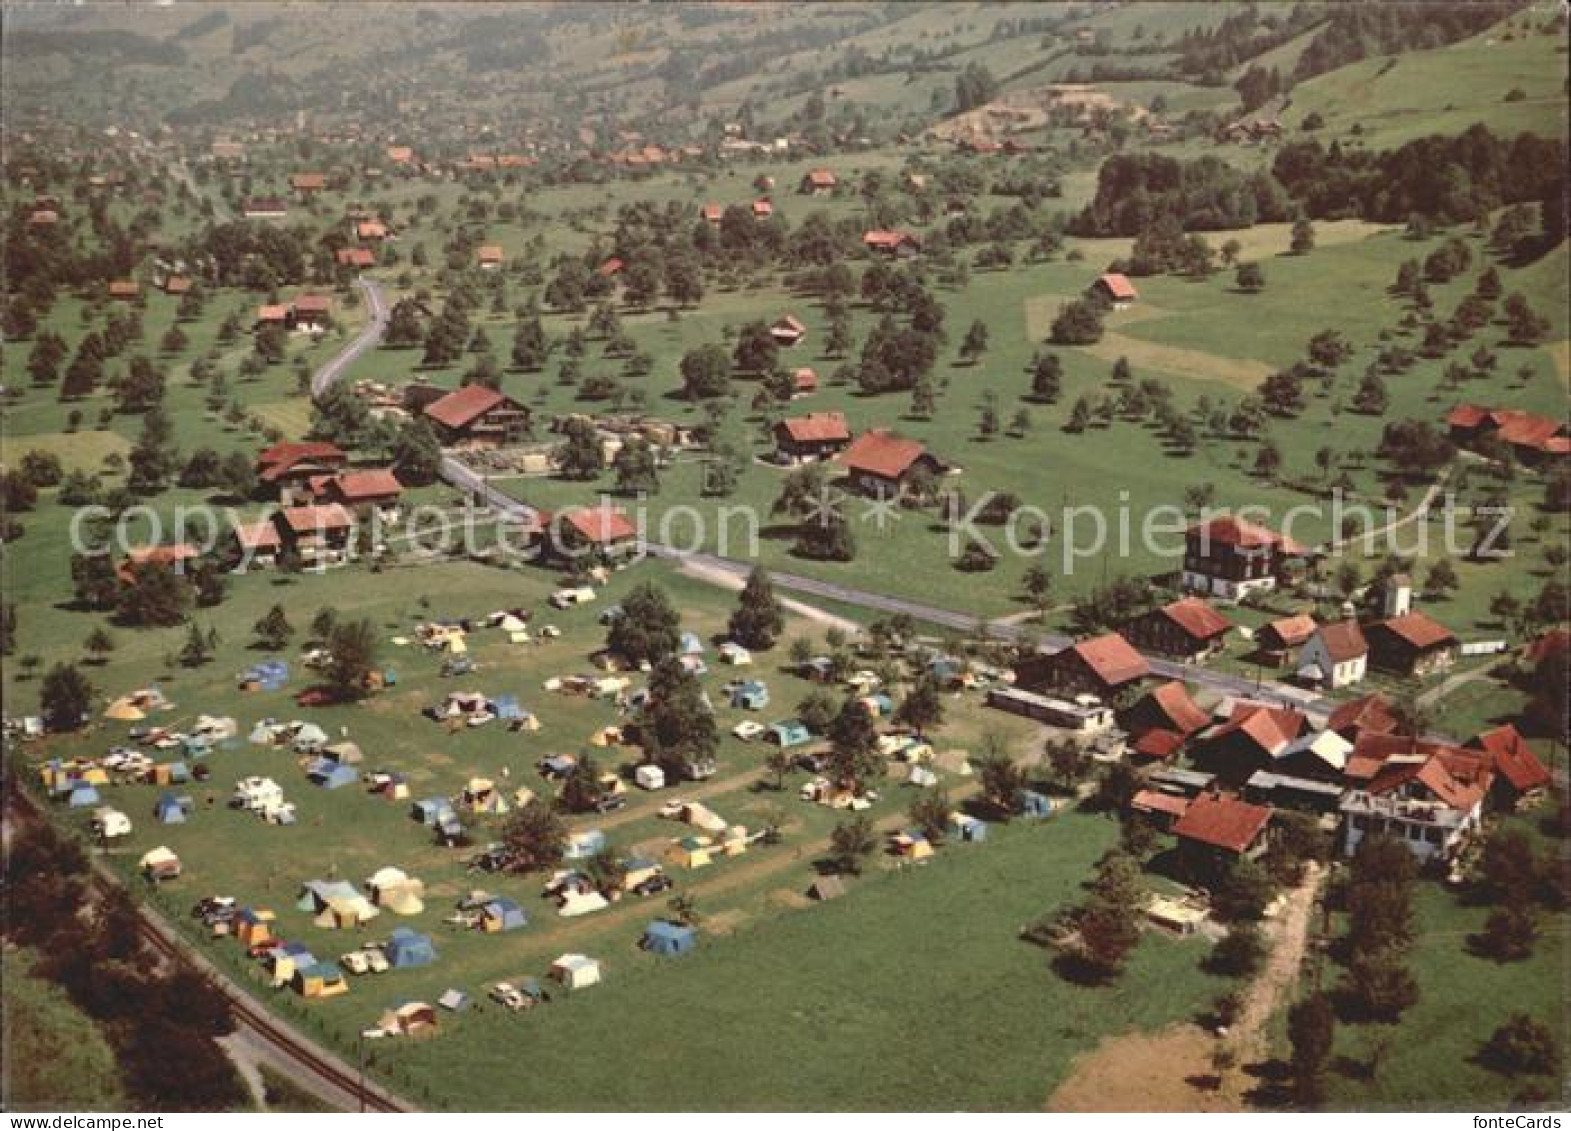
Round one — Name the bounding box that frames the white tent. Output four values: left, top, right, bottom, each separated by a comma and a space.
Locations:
93, 807, 132, 839
549, 953, 601, 989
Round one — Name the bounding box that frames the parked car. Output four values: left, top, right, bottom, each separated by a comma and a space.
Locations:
593, 794, 627, 814
632, 873, 674, 897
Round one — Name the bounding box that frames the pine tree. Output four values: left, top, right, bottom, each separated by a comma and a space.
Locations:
727, 566, 784, 650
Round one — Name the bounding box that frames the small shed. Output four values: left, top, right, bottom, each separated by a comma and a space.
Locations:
642, 920, 697, 957
386, 927, 437, 968
549, 953, 601, 990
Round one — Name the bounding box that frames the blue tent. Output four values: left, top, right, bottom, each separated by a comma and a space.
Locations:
729, 680, 770, 711
564, 828, 608, 860
1018, 790, 1053, 819
386, 927, 437, 968
493, 694, 523, 720
163, 761, 191, 784
865, 691, 894, 716
481, 897, 527, 932
598, 605, 624, 625
154, 792, 190, 824
679, 631, 705, 656
411, 798, 454, 826
68, 783, 101, 808
954, 813, 989, 842
307, 758, 357, 789
767, 719, 812, 748
642, 920, 696, 956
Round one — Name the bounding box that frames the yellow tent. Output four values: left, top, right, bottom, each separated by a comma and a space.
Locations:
105, 698, 145, 721
664, 836, 713, 870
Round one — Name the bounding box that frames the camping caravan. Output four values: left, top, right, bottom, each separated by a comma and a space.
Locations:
549, 953, 601, 990
386, 927, 437, 968
642, 920, 696, 957
634, 763, 666, 791
92, 807, 132, 840
139, 845, 182, 882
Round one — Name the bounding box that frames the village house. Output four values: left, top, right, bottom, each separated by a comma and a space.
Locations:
355, 220, 388, 242
1465, 724, 1551, 811
1092, 272, 1138, 309
1340, 753, 1487, 866
792, 368, 818, 397
290, 172, 327, 195
116, 543, 200, 586
1296, 619, 1369, 690
476, 245, 504, 270
160, 275, 192, 296
1365, 611, 1458, 676
701, 202, 724, 224
837, 429, 943, 498
423, 384, 532, 448
773, 412, 852, 463
107, 280, 139, 301
231, 519, 281, 571
256, 441, 348, 504
337, 247, 376, 269
1126, 596, 1232, 662
799, 168, 837, 195
1123, 680, 1210, 763
863, 230, 919, 258
1172, 791, 1274, 873
321, 469, 404, 519
243, 197, 288, 220
769, 314, 806, 347
1193, 700, 1309, 783
1326, 693, 1401, 743
751, 199, 774, 218
549, 504, 639, 566
1015, 632, 1150, 702
1181, 515, 1306, 601
292, 294, 333, 333
1253, 613, 1318, 665
1447, 404, 1570, 463
272, 504, 355, 565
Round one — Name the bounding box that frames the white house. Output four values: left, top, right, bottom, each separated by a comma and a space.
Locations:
1340, 754, 1486, 865
1296, 620, 1368, 690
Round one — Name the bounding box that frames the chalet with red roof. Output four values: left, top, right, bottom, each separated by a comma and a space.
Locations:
1092, 273, 1138, 308
769, 314, 806, 347
321, 469, 404, 518
1466, 724, 1551, 810
1326, 693, 1400, 742
701, 203, 723, 224
116, 543, 200, 586
422, 385, 531, 448
386, 146, 414, 165
1017, 633, 1150, 700
160, 276, 192, 296
243, 197, 288, 220
1341, 752, 1487, 864
837, 429, 943, 498
1447, 404, 1569, 463
1295, 619, 1369, 690
1131, 788, 1190, 830
1366, 611, 1458, 676
108, 280, 139, 301
799, 168, 837, 196
1173, 792, 1273, 868
1254, 614, 1318, 664
550, 504, 638, 565
751, 199, 774, 219
231, 519, 281, 571
355, 220, 388, 242
272, 504, 355, 565
28, 209, 59, 227
292, 294, 333, 333
1182, 515, 1306, 601
1127, 596, 1232, 662
337, 247, 376, 269
792, 367, 818, 397
290, 173, 327, 195
1125, 680, 1209, 763
863, 230, 918, 258
256, 441, 348, 504
1194, 700, 1309, 782
773, 412, 852, 463
476, 245, 504, 270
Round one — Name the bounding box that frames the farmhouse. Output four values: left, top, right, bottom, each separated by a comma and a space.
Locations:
800, 168, 837, 195
1124, 680, 1209, 762
1465, 724, 1551, 810
355, 220, 388, 241
256, 441, 348, 504
1092, 272, 1138, 308
1365, 611, 1458, 676
1172, 792, 1273, 870
1254, 613, 1318, 664
231, 520, 282, 569
1015, 633, 1149, 700
1193, 701, 1309, 783
701, 202, 723, 224
769, 314, 807, 346
290, 172, 327, 194
337, 247, 375, 269
792, 367, 818, 396
116, 543, 200, 585
552, 504, 638, 564
423, 384, 531, 447
773, 412, 851, 463
292, 294, 333, 332
107, 280, 139, 301
863, 229, 919, 258
1181, 515, 1306, 601
476, 245, 504, 269
272, 503, 355, 565
1447, 404, 1569, 463
752, 199, 774, 218
1326, 693, 1400, 742
1340, 754, 1487, 865
1127, 596, 1232, 661
1295, 619, 1369, 690
837, 429, 943, 498
243, 197, 288, 219
321, 468, 404, 518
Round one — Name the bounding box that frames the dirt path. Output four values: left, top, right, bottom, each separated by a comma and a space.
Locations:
678, 557, 860, 634
1049, 865, 1323, 1112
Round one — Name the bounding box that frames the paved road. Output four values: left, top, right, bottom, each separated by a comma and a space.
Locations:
313, 276, 388, 398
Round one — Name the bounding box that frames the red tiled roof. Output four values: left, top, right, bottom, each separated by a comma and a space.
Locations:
1132, 789, 1190, 818
257, 304, 289, 322
793, 367, 818, 391
125, 544, 199, 568
1132, 728, 1187, 761
1160, 596, 1232, 641
1188, 515, 1307, 555
779, 412, 849, 444
1097, 272, 1138, 301
337, 248, 376, 267
291, 173, 326, 190
162, 276, 191, 294
257, 441, 346, 481
386, 146, 414, 164
805, 168, 836, 187
838, 429, 930, 481
560, 505, 635, 545
277, 504, 353, 534
1367, 754, 1487, 813
1315, 620, 1368, 663
1173, 793, 1272, 854
1209, 702, 1306, 757
329, 469, 403, 502
1493, 410, 1566, 453
293, 294, 332, 314
356, 221, 387, 240
701, 203, 723, 221
1064, 633, 1150, 688
1467, 724, 1551, 794
476, 245, 503, 263
1262, 614, 1318, 648
752, 199, 774, 216
108, 280, 139, 297
599, 257, 624, 277
1147, 680, 1209, 735
1373, 611, 1456, 651
1327, 693, 1399, 737
424, 384, 506, 430
863, 229, 913, 249
1447, 403, 1491, 429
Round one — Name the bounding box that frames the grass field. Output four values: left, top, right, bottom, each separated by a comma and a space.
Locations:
0, 949, 130, 1112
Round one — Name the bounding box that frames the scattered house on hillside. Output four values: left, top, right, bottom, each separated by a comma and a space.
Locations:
773, 412, 852, 463
476, 245, 504, 270
1014, 633, 1149, 701
1340, 754, 1486, 865
1365, 611, 1458, 677
243, 197, 288, 219
290, 172, 327, 195
292, 294, 333, 333
28, 208, 59, 227
272, 503, 355, 565
1466, 724, 1551, 811
387, 145, 414, 165
1254, 614, 1318, 665
799, 168, 837, 195
356, 220, 389, 242
837, 429, 943, 498
231, 518, 280, 571
161, 275, 191, 296
337, 247, 376, 269
752, 199, 774, 218
116, 543, 200, 586
1127, 596, 1232, 662
1172, 792, 1273, 872
792, 367, 818, 397
1181, 515, 1307, 601
108, 280, 139, 301
769, 314, 806, 346
1092, 272, 1138, 309
1296, 619, 1369, 690
423, 384, 531, 447
863, 229, 919, 258
701, 202, 723, 224
322, 469, 404, 519
550, 504, 639, 565
1447, 404, 1569, 464
256, 441, 348, 504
